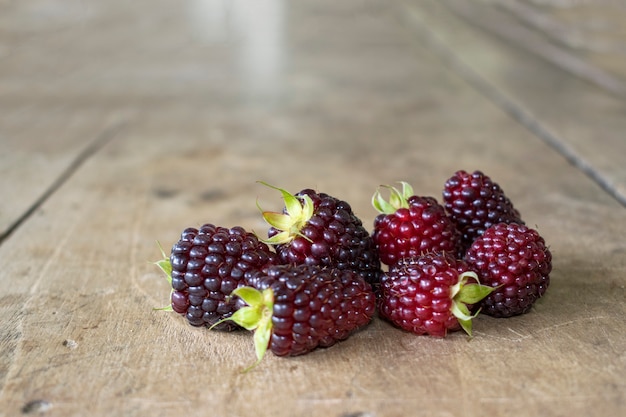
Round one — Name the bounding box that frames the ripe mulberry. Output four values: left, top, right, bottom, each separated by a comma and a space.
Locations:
260, 183, 382, 285
465, 222, 552, 317
372, 182, 462, 265
221, 264, 376, 369
443, 170, 523, 253
165, 224, 276, 330
379, 252, 493, 337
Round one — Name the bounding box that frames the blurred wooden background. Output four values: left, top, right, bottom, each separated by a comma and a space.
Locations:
1, 1, 625, 416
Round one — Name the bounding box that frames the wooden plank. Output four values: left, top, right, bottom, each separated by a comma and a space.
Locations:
497, 0, 626, 85
7, 113, 626, 417
0, 0, 132, 240
437, 0, 626, 98
403, 0, 626, 206
0, 1, 624, 416
0, 107, 127, 242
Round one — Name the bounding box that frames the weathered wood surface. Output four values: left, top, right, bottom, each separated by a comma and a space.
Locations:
1, 1, 624, 416
0, 108, 127, 240
407, 0, 626, 205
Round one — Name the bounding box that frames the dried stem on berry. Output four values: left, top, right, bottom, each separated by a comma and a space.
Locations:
256, 181, 314, 245
153, 241, 174, 311
450, 271, 494, 336
210, 286, 275, 372
372, 182, 414, 214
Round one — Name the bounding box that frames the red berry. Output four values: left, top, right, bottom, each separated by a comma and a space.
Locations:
372, 182, 462, 266
442, 170, 523, 253
221, 264, 376, 370
162, 224, 276, 330
379, 252, 493, 337
465, 222, 552, 318
259, 183, 382, 285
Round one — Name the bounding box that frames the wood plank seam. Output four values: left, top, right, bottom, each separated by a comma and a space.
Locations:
0, 121, 128, 246
401, 3, 626, 208
442, 0, 626, 99
499, 0, 626, 55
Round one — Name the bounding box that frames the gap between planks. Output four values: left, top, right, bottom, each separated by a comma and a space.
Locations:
444, 0, 626, 99
400, 2, 626, 208
0, 121, 128, 246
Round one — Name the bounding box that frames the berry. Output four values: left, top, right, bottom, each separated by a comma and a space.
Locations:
442, 170, 524, 253
464, 222, 552, 318
218, 264, 376, 370
372, 182, 462, 266
259, 182, 382, 285
157, 224, 276, 330
379, 252, 493, 337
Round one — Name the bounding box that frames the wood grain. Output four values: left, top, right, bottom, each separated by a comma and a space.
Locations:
406, 0, 626, 206
0, 108, 127, 240
0, 1, 624, 416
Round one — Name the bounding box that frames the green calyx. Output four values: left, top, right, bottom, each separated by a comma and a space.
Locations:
449, 271, 494, 337
153, 241, 173, 312
372, 181, 414, 214
257, 181, 314, 245
210, 286, 275, 372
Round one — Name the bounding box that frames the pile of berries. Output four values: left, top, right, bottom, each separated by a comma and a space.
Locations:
155, 171, 552, 369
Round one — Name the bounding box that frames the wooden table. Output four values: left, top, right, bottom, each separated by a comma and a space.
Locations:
1, 1, 625, 416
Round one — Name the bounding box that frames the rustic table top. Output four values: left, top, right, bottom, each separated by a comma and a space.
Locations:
1, 1, 625, 416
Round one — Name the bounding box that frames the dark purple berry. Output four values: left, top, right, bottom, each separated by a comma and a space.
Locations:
443, 170, 524, 253
168, 224, 276, 330
260, 184, 382, 286
465, 222, 552, 318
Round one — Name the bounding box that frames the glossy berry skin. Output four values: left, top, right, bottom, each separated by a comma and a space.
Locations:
372, 196, 461, 266
169, 224, 275, 330
268, 189, 382, 286
442, 170, 523, 253
379, 253, 474, 337
248, 264, 376, 356
465, 223, 552, 318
